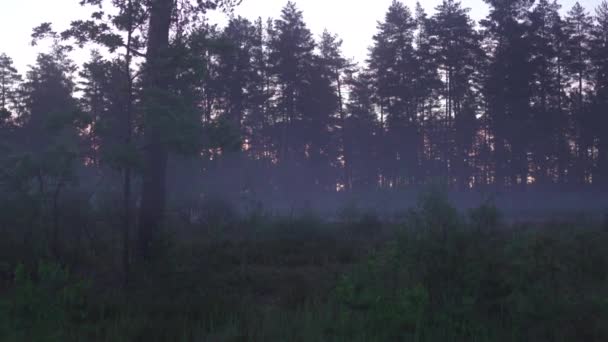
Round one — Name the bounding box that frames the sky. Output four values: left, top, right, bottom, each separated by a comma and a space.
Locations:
1, 0, 603, 74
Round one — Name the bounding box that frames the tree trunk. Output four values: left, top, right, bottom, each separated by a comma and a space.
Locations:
1, 72, 6, 109
137, 0, 173, 261
600, 136, 608, 189
336, 71, 351, 191
51, 183, 62, 258
122, 0, 134, 286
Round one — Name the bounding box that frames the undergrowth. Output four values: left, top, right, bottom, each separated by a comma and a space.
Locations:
1, 191, 608, 341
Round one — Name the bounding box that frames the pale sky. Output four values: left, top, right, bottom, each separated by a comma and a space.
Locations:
1, 0, 603, 74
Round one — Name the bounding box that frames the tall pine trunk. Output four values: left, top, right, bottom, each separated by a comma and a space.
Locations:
138, 0, 173, 261
122, 0, 134, 286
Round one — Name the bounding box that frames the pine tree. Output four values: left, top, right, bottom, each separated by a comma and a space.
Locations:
564, 2, 593, 109
242, 18, 267, 145
527, 0, 567, 186
38, 0, 150, 277
592, 1, 608, 187
0, 53, 22, 187
215, 17, 260, 137
0, 53, 22, 125
368, 0, 420, 187
564, 2, 594, 184
344, 70, 380, 191
244, 17, 273, 163
19, 46, 85, 256
428, 0, 483, 189
79, 52, 132, 169
136, 0, 241, 260
413, 2, 442, 183
482, 0, 535, 189
318, 30, 355, 190
201, 17, 270, 196
266, 2, 318, 191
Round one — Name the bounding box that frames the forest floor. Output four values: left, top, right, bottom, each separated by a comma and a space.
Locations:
1, 195, 608, 341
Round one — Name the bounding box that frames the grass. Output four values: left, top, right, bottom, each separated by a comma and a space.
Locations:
1, 192, 608, 341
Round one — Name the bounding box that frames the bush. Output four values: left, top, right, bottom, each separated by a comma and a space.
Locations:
1, 261, 90, 342
329, 191, 608, 341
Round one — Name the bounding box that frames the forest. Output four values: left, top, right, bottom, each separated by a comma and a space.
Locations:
1, 0, 608, 340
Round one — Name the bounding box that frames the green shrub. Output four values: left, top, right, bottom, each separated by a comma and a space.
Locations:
329, 191, 608, 341
1, 261, 90, 342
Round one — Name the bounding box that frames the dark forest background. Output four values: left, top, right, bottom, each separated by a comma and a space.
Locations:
3, 0, 608, 199
3, 0, 608, 259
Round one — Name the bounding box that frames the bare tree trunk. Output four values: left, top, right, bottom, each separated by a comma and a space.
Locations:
137, 0, 174, 261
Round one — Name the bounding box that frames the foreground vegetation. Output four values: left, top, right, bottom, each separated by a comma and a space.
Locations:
1, 193, 608, 341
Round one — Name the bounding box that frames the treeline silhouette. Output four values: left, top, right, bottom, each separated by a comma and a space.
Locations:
1, 0, 608, 255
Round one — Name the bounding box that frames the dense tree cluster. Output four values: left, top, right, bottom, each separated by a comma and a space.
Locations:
1, 0, 608, 258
